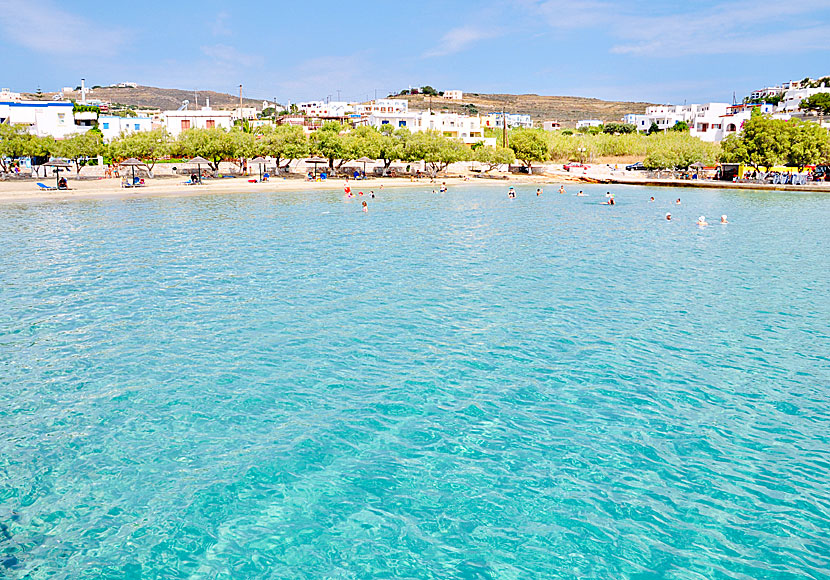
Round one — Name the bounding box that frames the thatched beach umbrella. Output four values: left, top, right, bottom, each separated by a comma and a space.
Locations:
355, 156, 375, 177
185, 156, 212, 183
118, 157, 147, 185
249, 156, 267, 181
43, 159, 72, 189
304, 156, 328, 179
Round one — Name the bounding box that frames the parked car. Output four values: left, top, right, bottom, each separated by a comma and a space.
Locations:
563, 162, 587, 171
626, 162, 646, 171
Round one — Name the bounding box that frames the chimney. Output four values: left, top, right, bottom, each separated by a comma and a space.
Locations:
205, 97, 210, 110
81, 78, 87, 104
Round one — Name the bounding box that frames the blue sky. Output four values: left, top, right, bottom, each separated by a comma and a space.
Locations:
1, 0, 829, 106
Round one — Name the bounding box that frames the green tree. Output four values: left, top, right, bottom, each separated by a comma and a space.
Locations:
175, 128, 238, 171
508, 129, 549, 169
647, 122, 660, 135
405, 132, 469, 177
737, 113, 789, 170
52, 130, 105, 174
0, 125, 46, 172
784, 118, 830, 171
310, 121, 349, 170
421, 86, 439, 96
668, 121, 689, 132
799, 93, 830, 117
474, 146, 516, 172
603, 123, 636, 134
255, 125, 309, 170
108, 128, 170, 170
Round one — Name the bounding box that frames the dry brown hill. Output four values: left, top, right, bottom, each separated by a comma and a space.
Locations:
22, 85, 264, 111
391, 93, 655, 128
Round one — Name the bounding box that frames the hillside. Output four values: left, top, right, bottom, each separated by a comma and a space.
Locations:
391, 93, 655, 127
21, 85, 264, 111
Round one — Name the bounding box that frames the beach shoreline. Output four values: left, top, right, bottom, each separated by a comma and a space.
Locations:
2, 168, 829, 204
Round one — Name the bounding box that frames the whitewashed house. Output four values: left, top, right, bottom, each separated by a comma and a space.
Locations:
482, 112, 533, 129
0, 100, 77, 138
576, 119, 603, 129
162, 106, 233, 137
367, 111, 496, 147
99, 115, 154, 142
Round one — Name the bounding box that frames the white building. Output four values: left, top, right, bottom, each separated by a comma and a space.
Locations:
576, 119, 603, 129
443, 90, 463, 100
162, 107, 234, 137
0, 88, 21, 101
355, 99, 408, 115
542, 121, 561, 131
366, 111, 496, 147
99, 115, 154, 142
482, 112, 533, 129
777, 85, 829, 113
296, 100, 356, 117
232, 107, 259, 121
0, 100, 77, 138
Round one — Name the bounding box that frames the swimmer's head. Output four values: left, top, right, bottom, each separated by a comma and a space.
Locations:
721, 215, 728, 222
666, 213, 672, 220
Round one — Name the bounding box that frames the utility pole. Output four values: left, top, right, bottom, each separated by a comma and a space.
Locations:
194, 90, 198, 107
337, 89, 341, 101
502, 106, 508, 149
239, 84, 243, 112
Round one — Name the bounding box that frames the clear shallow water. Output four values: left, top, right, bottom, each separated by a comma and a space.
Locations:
1, 184, 829, 580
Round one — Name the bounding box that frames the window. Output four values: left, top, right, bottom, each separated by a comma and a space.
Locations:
181, 119, 191, 130
134, 124, 140, 131
381, 120, 389, 125
103, 122, 110, 129
206, 120, 215, 129
727, 123, 737, 132
399, 121, 406, 127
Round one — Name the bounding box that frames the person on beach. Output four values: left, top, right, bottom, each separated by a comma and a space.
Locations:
720, 215, 728, 224
559, 186, 566, 194
362, 201, 368, 213
696, 215, 708, 226
508, 187, 516, 198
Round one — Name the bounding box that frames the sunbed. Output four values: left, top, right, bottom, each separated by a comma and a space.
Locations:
37, 182, 57, 191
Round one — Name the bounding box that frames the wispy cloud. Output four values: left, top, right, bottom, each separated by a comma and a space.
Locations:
424, 26, 498, 57
0, 0, 125, 56
534, 0, 830, 57
210, 11, 232, 37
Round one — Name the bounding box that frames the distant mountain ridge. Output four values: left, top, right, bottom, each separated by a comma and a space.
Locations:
391, 93, 655, 127
21, 85, 264, 111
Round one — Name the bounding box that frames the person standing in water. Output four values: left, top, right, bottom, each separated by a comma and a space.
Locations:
508, 187, 516, 198
559, 185, 566, 194
536, 188, 543, 196
721, 215, 728, 224
362, 201, 368, 213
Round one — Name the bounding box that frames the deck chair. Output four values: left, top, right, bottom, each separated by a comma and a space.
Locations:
37, 182, 57, 191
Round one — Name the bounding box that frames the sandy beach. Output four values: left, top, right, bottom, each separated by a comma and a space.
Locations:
2, 164, 828, 204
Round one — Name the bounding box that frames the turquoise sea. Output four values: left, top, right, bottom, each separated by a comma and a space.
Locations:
1, 184, 829, 579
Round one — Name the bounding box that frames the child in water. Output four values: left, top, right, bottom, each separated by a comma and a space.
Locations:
559, 185, 565, 194
536, 188, 542, 196
362, 201, 368, 213
508, 187, 516, 198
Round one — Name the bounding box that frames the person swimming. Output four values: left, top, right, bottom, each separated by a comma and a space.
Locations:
649, 197, 655, 202
576, 190, 586, 196
371, 191, 375, 198
508, 187, 516, 198
609, 196, 615, 205
536, 188, 542, 196
559, 185, 566, 194
439, 182, 448, 193
720, 215, 728, 224
606, 191, 611, 197
676, 198, 681, 205
666, 213, 672, 220
696, 215, 708, 226
362, 201, 368, 213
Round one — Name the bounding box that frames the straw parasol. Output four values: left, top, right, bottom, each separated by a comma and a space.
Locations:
43, 159, 72, 189
185, 157, 212, 183
118, 157, 147, 186
355, 156, 375, 177
249, 156, 267, 182
304, 156, 328, 179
